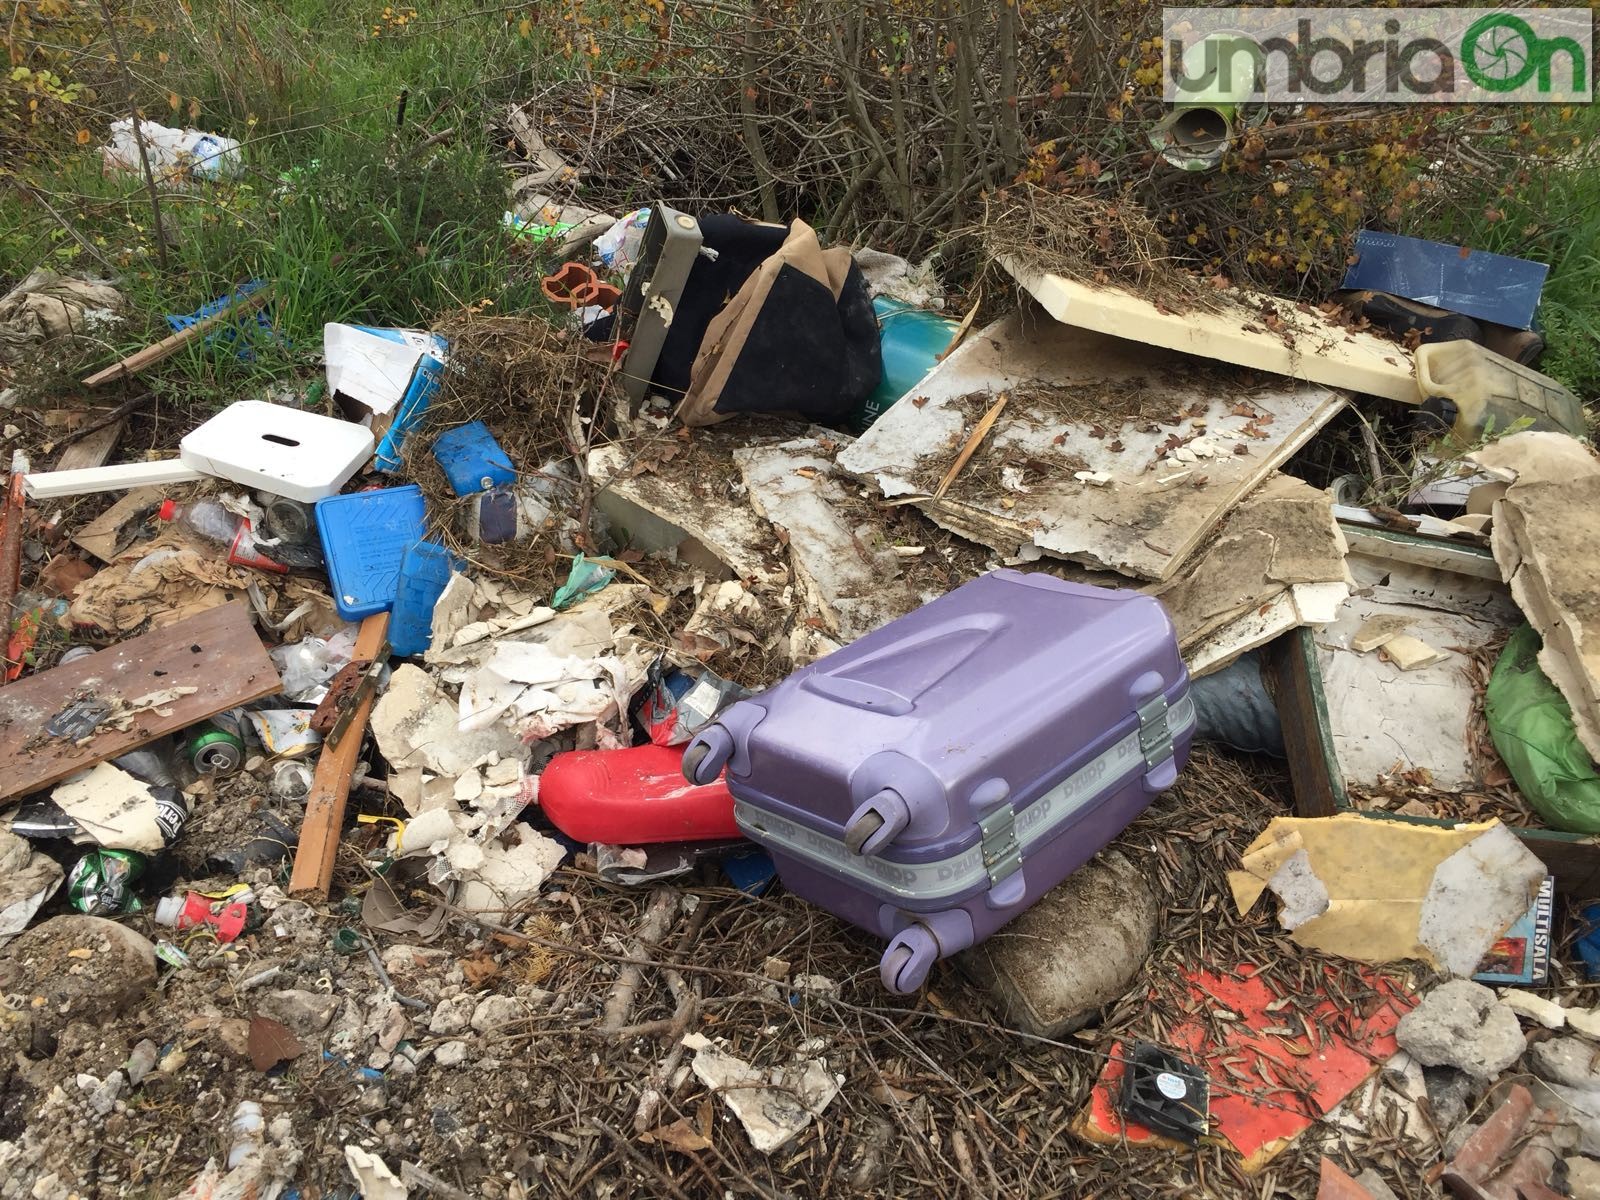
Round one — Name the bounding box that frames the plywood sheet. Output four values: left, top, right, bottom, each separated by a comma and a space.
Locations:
838, 310, 1348, 581
1005, 260, 1419, 404
0, 601, 280, 801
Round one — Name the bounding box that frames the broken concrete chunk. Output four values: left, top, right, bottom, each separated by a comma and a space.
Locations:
958, 850, 1158, 1038
255, 989, 342, 1036
687, 1037, 840, 1154
1531, 1037, 1600, 1091
1395, 980, 1526, 1080
1378, 633, 1448, 671
1500, 989, 1568, 1030
470, 994, 524, 1034
1570, 1008, 1600, 1042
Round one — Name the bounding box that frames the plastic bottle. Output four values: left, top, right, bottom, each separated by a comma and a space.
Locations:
113, 746, 176, 788
1415, 340, 1587, 443
158, 498, 287, 574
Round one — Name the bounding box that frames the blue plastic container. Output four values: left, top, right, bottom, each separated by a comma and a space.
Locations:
432, 421, 515, 496
390, 540, 466, 657
855, 297, 961, 431
315, 485, 428, 621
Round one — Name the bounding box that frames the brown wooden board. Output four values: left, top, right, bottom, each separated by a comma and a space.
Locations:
0, 601, 280, 801
82, 289, 270, 387
289, 612, 388, 899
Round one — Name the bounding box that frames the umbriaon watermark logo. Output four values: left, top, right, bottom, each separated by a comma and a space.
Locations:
1163, 8, 1592, 103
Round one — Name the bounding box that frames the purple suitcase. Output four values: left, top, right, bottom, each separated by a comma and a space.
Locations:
683, 569, 1193, 993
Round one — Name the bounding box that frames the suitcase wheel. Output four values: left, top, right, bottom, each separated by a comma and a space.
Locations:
844, 788, 910, 856
682, 726, 733, 786
880, 924, 939, 993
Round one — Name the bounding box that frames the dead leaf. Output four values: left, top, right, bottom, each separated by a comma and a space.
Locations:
460, 953, 500, 987
639, 1118, 712, 1153
247, 1015, 302, 1072
869, 1081, 916, 1104
911, 396, 929, 408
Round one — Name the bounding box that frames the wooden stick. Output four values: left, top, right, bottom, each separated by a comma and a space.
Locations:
932, 391, 1008, 500
0, 452, 26, 620
289, 612, 390, 899
937, 288, 982, 361
82, 288, 270, 387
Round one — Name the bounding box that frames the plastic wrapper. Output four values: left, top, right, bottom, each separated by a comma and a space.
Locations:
638, 661, 752, 746
269, 626, 359, 703
593, 207, 651, 271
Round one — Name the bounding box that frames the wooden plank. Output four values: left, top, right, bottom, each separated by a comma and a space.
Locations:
1264, 628, 1340, 819
0, 454, 24, 618
0, 601, 280, 801
289, 612, 389, 899
72, 487, 162, 562
82, 287, 270, 388
53, 418, 127, 473
1003, 259, 1420, 405
24, 458, 205, 501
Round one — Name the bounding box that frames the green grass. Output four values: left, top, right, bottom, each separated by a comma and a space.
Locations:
0, 0, 560, 404
1399, 105, 1600, 401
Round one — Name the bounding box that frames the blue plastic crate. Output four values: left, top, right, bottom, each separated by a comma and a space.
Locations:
315, 485, 428, 622
390, 540, 466, 657
432, 421, 515, 496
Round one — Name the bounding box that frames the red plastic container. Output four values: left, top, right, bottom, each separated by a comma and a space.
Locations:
539, 743, 739, 845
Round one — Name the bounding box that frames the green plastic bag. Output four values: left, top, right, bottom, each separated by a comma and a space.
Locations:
1485, 624, 1600, 833
551, 554, 614, 611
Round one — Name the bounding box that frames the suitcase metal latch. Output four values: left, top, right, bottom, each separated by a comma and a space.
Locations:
1137, 694, 1174, 770
977, 803, 1022, 890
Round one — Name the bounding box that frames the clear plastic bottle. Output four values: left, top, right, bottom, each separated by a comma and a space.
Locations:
157, 498, 285, 573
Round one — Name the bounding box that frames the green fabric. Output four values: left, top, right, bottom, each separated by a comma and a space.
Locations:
1486, 623, 1600, 833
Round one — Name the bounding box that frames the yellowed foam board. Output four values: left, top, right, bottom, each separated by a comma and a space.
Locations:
1003, 259, 1420, 406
